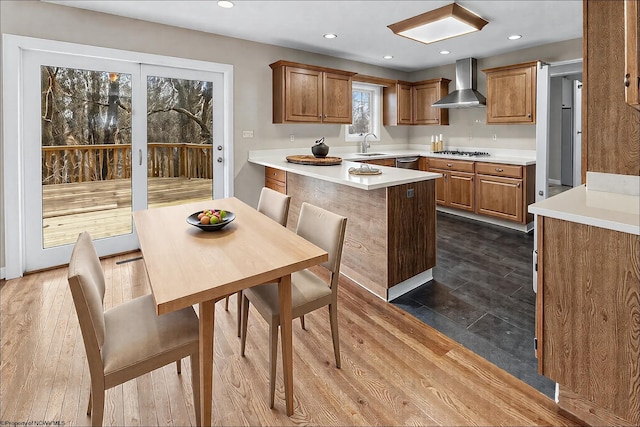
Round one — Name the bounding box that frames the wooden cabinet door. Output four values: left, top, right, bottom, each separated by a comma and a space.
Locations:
323, 72, 353, 123
448, 171, 475, 211
397, 83, 413, 125
485, 63, 536, 124
429, 169, 447, 205
538, 217, 640, 425
413, 80, 449, 125
475, 175, 523, 222
285, 67, 323, 122
419, 157, 429, 171
625, 0, 640, 109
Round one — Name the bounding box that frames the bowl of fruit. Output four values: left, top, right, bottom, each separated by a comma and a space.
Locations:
186, 209, 235, 231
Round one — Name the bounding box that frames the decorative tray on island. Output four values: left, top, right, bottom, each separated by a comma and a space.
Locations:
348, 165, 382, 175
286, 155, 342, 166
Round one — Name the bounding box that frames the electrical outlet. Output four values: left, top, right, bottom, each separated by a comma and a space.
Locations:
492, 133, 497, 141
242, 130, 254, 138
289, 134, 295, 142
407, 188, 415, 198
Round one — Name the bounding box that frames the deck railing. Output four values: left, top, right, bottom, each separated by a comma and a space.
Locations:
42, 143, 213, 184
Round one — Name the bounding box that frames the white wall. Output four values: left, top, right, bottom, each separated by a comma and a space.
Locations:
0, 1, 582, 272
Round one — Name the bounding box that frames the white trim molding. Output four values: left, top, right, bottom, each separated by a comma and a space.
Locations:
2, 34, 234, 278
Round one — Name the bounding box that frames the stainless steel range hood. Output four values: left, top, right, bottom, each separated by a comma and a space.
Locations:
433, 58, 486, 108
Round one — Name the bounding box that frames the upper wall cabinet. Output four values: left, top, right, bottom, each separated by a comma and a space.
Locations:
625, 0, 640, 110
483, 61, 538, 124
270, 60, 356, 124
383, 78, 450, 126
384, 81, 413, 126
413, 79, 451, 125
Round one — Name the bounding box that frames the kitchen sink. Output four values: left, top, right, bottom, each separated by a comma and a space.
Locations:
356, 152, 388, 156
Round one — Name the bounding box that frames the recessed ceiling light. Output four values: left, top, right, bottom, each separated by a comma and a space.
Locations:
323, 33, 338, 39
388, 3, 488, 45
508, 34, 522, 40
217, 0, 234, 8
383, 55, 394, 59
440, 50, 451, 55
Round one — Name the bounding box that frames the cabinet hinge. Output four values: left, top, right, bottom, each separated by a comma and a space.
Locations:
534, 250, 538, 272
534, 337, 538, 350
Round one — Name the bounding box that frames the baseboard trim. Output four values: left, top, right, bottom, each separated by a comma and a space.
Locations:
387, 269, 433, 302
436, 207, 533, 233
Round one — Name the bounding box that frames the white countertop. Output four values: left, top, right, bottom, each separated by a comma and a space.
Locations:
528, 185, 640, 235
339, 148, 535, 166
249, 154, 440, 190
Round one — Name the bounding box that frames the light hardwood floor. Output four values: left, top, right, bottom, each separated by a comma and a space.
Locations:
0, 254, 577, 426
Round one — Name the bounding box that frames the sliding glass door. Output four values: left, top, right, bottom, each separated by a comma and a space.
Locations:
21, 51, 226, 271
142, 65, 225, 209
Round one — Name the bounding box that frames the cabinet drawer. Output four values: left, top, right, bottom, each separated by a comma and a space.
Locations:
428, 158, 475, 173
265, 177, 286, 194
265, 166, 287, 183
476, 162, 522, 178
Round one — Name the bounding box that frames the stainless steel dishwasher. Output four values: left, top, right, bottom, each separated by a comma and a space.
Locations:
395, 157, 420, 170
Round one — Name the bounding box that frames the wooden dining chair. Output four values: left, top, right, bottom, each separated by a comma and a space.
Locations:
239, 202, 347, 408
67, 232, 201, 427
225, 186, 291, 336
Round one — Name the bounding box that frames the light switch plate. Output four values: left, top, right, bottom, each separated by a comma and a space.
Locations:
242, 130, 254, 138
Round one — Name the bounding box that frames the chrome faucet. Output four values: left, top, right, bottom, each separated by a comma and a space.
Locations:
361, 133, 377, 153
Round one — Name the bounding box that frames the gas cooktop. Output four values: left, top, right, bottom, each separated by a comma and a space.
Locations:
433, 150, 490, 157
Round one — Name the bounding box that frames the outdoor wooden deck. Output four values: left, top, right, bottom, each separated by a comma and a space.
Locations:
42, 177, 212, 247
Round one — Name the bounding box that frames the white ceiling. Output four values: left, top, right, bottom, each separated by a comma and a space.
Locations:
46, 0, 583, 72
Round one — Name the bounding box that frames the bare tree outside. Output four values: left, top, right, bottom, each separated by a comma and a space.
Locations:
349, 89, 371, 136
40, 66, 213, 185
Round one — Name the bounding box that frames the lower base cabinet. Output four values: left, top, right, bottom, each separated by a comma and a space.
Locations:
476, 175, 523, 222
265, 166, 286, 194
430, 168, 475, 212
428, 158, 475, 212
537, 216, 640, 426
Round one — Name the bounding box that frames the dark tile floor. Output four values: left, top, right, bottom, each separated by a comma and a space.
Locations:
391, 212, 556, 398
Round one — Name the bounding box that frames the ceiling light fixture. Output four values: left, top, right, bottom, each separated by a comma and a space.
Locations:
440, 50, 451, 55
383, 55, 394, 59
388, 3, 488, 45
508, 34, 522, 40
217, 1, 234, 8
323, 33, 338, 39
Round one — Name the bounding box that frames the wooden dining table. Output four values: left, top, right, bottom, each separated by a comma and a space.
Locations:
133, 197, 328, 426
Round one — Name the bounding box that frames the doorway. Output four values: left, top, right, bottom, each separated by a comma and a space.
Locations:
3, 36, 234, 277
548, 73, 582, 196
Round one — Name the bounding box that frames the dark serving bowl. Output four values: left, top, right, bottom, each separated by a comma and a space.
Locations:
186, 210, 236, 231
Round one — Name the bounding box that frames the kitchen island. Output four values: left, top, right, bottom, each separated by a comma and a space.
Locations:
249, 151, 441, 300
